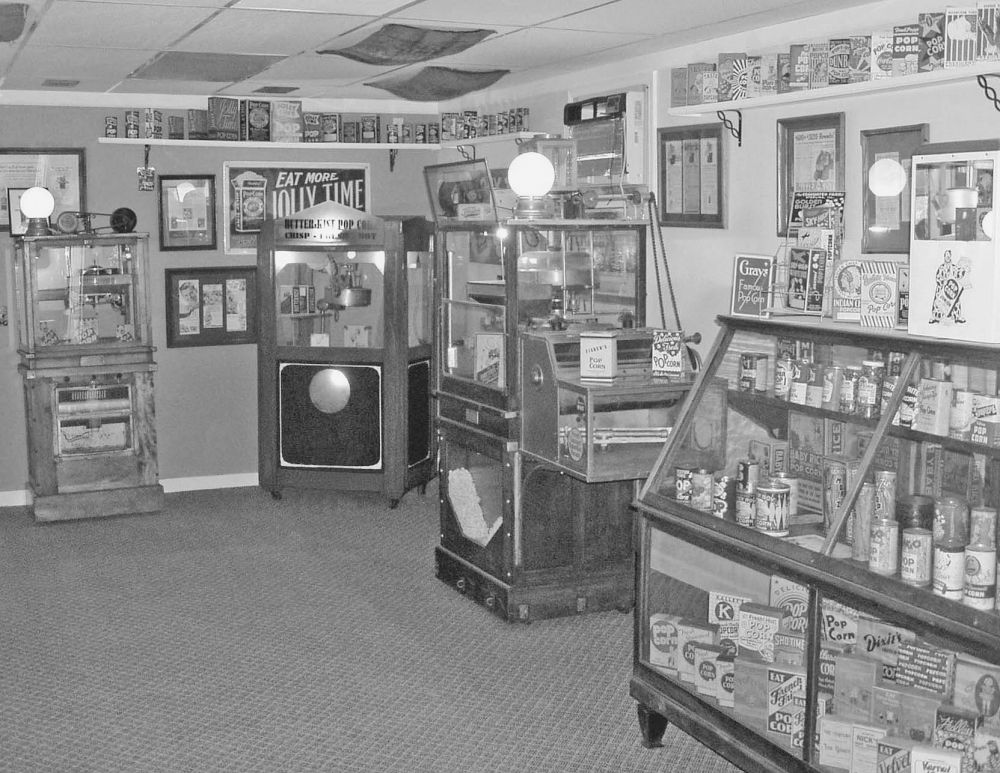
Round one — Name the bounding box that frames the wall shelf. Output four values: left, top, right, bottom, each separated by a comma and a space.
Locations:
668, 60, 1000, 116
97, 137, 441, 150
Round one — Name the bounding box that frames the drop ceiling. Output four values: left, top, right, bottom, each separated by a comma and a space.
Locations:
0, 0, 878, 106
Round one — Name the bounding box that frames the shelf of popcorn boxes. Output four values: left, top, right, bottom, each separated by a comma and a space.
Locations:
630, 312, 1000, 773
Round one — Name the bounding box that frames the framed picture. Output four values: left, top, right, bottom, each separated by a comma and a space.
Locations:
158, 174, 217, 251
860, 123, 929, 253
222, 162, 370, 254
6, 187, 28, 235
730, 254, 775, 318
0, 148, 85, 233
423, 159, 498, 227
164, 266, 257, 347
657, 123, 725, 227
777, 113, 845, 236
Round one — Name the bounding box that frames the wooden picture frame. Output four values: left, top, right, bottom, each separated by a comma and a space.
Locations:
423, 159, 498, 227
0, 148, 85, 233
776, 113, 845, 236
164, 266, 257, 347
860, 123, 929, 253
158, 174, 217, 251
6, 187, 28, 235
657, 123, 725, 228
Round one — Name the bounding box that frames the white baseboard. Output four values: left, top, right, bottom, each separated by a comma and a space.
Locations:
0, 473, 260, 508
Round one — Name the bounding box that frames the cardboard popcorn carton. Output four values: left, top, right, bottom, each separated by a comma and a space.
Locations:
677, 619, 718, 683
737, 603, 787, 663
919, 12, 947, 71
766, 663, 807, 751
270, 100, 303, 142
818, 714, 854, 771
693, 642, 728, 699
734, 656, 770, 732
953, 654, 1000, 732
853, 723, 888, 773
834, 652, 878, 722
648, 613, 682, 675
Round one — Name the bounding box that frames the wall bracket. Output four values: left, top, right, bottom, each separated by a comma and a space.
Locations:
716, 110, 742, 147
976, 73, 1000, 111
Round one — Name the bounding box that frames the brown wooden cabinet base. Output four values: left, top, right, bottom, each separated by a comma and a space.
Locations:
32, 483, 164, 522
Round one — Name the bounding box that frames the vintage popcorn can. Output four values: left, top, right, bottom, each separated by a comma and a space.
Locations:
805, 362, 825, 407
712, 474, 736, 519
873, 470, 897, 521
900, 527, 933, 587
754, 483, 791, 537
949, 389, 976, 440
770, 472, 799, 516
691, 469, 714, 512
774, 356, 794, 400
839, 366, 861, 414
736, 458, 760, 491
933, 543, 967, 600
675, 463, 696, 502
822, 365, 843, 410
735, 489, 756, 528
868, 518, 900, 576
963, 506, 997, 610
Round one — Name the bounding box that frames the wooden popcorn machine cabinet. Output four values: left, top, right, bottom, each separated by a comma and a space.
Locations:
433, 217, 652, 622
256, 201, 434, 506
13, 232, 162, 522
630, 314, 1000, 773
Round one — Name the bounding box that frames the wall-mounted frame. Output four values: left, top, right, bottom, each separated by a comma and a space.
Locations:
0, 148, 85, 233
164, 266, 257, 347
657, 123, 725, 228
777, 113, 845, 236
860, 123, 929, 253
6, 187, 28, 235
423, 159, 498, 227
223, 162, 370, 254
158, 174, 217, 251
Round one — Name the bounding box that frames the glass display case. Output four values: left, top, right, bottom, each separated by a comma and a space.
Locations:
14, 233, 153, 365
433, 217, 648, 622
631, 313, 1000, 772
256, 202, 434, 505
520, 329, 704, 482
14, 232, 162, 522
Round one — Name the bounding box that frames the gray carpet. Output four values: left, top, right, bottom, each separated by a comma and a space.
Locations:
0, 481, 743, 772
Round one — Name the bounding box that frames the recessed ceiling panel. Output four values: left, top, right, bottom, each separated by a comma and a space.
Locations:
3, 44, 155, 88
233, 0, 405, 12
173, 9, 376, 55
388, 0, 613, 27
131, 51, 285, 82
110, 77, 233, 95
72, 0, 231, 6
245, 52, 386, 81
27, 0, 219, 49
441, 26, 643, 71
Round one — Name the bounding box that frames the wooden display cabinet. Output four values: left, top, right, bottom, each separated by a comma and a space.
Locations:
13, 233, 162, 521
256, 201, 434, 506
631, 314, 1000, 772
433, 218, 650, 621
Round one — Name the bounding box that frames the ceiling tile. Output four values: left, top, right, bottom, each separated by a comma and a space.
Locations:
131, 51, 285, 82
173, 9, 376, 55
387, 0, 614, 27
233, 0, 407, 12
250, 52, 389, 81
110, 78, 232, 95
441, 26, 645, 71
3, 44, 155, 88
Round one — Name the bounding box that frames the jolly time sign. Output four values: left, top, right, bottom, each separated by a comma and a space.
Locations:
224, 162, 370, 253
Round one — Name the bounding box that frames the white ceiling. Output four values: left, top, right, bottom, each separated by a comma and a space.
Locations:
0, 0, 877, 105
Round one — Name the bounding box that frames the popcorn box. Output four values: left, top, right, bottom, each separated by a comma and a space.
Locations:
579, 330, 618, 381
737, 602, 787, 663
856, 615, 916, 672
914, 379, 954, 435
822, 598, 859, 646
693, 642, 727, 699
818, 714, 854, 771
970, 727, 1000, 772
773, 631, 806, 667
910, 744, 964, 773
717, 654, 736, 708
648, 613, 682, 675
767, 663, 807, 752
677, 619, 718, 683
769, 575, 809, 635
877, 737, 919, 773
707, 591, 753, 626
835, 652, 880, 722
852, 723, 887, 773
748, 439, 789, 476
932, 703, 978, 763
871, 685, 940, 744
895, 641, 956, 699
953, 654, 1000, 732
733, 656, 771, 732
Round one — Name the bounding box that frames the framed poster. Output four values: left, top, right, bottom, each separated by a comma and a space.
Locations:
164, 266, 257, 347
777, 113, 845, 236
730, 254, 775, 318
158, 174, 217, 251
6, 188, 28, 235
658, 123, 725, 227
0, 148, 85, 233
223, 162, 370, 254
860, 123, 929, 253
423, 159, 498, 227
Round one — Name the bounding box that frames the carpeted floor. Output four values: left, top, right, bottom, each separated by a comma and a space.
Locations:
0, 481, 743, 772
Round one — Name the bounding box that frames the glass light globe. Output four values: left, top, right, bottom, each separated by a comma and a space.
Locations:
508, 152, 555, 197
20, 186, 55, 218
867, 158, 907, 197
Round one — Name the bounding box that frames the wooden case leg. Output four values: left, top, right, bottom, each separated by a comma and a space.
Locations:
636, 704, 669, 748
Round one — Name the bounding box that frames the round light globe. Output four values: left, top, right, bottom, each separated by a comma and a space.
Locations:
20, 186, 55, 218
867, 158, 907, 197
508, 152, 555, 197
